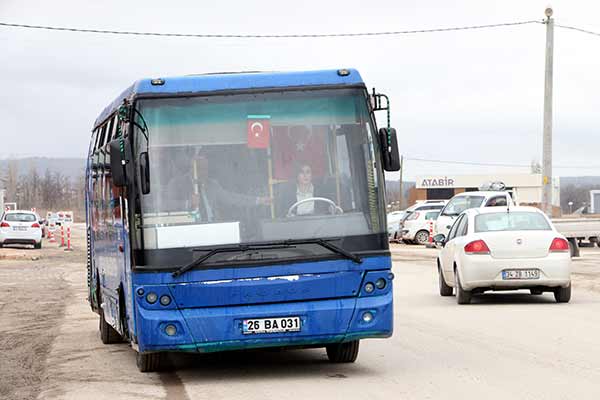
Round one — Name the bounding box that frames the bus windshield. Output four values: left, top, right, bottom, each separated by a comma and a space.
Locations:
134, 88, 385, 251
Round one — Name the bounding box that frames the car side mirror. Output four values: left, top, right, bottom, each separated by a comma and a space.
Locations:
109, 139, 129, 187
378, 128, 400, 171
433, 234, 446, 248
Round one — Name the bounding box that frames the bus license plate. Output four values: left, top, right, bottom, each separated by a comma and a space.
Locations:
243, 316, 301, 335
502, 269, 540, 280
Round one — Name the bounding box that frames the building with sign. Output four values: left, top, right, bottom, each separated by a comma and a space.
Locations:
591, 190, 600, 214
409, 173, 561, 215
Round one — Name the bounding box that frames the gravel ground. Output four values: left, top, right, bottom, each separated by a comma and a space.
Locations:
1, 231, 599, 400
0, 225, 86, 400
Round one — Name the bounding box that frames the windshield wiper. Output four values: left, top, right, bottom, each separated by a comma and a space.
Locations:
171, 238, 362, 278
172, 243, 293, 278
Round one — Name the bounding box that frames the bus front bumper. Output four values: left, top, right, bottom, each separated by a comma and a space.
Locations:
135, 291, 393, 353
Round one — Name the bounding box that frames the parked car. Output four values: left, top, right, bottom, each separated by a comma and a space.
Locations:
56, 211, 66, 226
401, 210, 440, 245
434, 207, 571, 304
387, 210, 406, 241
398, 202, 446, 243
435, 191, 515, 238
38, 215, 47, 238
0, 210, 43, 249
63, 211, 73, 225
46, 212, 59, 233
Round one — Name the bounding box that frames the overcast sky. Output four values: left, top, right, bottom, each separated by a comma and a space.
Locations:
1, 0, 599, 180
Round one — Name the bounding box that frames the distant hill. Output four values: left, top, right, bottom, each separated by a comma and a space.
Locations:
0, 158, 86, 181
560, 176, 600, 187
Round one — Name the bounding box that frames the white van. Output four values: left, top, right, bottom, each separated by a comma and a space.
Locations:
435, 191, 515, 237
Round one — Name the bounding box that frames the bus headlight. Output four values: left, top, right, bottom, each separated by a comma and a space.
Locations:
375, 278, 386, 290
146, 292, 158, 304
160, 295, 172, 306
165, 324, 177, 336
364, 282, 375, 293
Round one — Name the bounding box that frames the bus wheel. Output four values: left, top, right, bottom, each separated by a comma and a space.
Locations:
326, 340, 359, 363
99, 307, 122, 344
136, 352, 163, 372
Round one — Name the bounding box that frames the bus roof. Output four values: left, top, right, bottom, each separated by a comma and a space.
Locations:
94, 68, 364, 129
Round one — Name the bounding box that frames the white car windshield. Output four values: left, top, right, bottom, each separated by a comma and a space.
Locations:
475, 212, 551, 232
5, 213, 36, 222
441, 196, 485, 216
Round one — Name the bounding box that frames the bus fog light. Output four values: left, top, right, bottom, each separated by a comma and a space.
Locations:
375, 278, 386, 289
362, 312, 374, 323
364, 282, 375, 293
160, 295, 172, 306
165, 324, 177, 336
146, 292, 158, 304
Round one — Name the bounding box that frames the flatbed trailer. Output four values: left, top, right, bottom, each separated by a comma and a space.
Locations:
552, 217, 600, 257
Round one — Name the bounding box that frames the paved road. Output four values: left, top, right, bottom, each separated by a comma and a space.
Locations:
3, 233, 600, 399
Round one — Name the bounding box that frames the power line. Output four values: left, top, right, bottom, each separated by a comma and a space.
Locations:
555, 24, 600, 38
405, 157, 600, 170
0, 19, 543, 39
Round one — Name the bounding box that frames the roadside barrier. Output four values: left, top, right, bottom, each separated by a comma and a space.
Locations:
428, 220, 434, 244
64, 226, 73, 251
48, 228, 56, 243
60, 225, 65, 247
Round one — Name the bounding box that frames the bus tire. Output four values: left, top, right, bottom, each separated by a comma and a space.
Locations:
136, 352, 163, 372
326, 340, 359, 363
99, 290, 122, 344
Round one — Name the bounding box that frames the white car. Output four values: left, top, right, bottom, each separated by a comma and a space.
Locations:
46, 212, 59, 232
0, 210, 43, 249
400, 210, 440, 245
435, 207, 571, 304
435, 191, 515, 238
398, 202, 445, 243
387, 211, 406, 241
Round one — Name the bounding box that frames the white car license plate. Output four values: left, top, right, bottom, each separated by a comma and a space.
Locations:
13, 226, 27, 231
243, 316, 301, 335
502, 269, 540, 280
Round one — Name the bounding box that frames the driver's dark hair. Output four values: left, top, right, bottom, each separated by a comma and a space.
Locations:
293, 161, 312, 178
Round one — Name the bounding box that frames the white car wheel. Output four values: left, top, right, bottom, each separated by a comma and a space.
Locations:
438, 262, 453, 297
455, 269, 472, 305
415, 230, 430, 245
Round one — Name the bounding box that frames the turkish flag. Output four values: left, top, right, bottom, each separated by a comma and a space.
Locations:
271, 125, 328, 180
247, 117, 270, 149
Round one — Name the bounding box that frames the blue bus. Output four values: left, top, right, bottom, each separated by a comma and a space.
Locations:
86, 69, 400, 372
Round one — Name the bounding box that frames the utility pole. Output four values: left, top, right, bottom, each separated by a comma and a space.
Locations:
542, 7, 554, 216
398, 155, 404, 209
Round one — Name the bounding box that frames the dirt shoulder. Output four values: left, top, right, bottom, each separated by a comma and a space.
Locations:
0, 225, 86, 400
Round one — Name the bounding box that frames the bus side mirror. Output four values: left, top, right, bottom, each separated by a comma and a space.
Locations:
109, 139, 128, 187
378, 128, 400, 171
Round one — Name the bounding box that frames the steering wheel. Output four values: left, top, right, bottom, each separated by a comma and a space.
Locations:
286, 197, 343, 217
